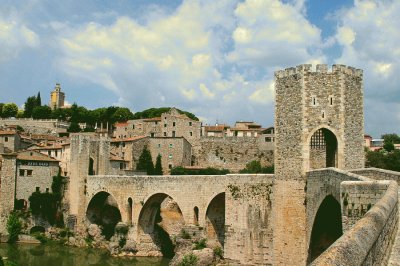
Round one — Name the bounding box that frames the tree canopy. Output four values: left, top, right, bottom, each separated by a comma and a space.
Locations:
136, 146, 154, 175
132, 107, 199, 121
2, 103, 18, 118
382, 133, 400, 144
239, 160, 274, 173
154, 154, 163, 175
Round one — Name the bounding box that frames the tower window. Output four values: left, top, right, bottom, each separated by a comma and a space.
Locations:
312, 97, 316, 106
329, 96, 333, 106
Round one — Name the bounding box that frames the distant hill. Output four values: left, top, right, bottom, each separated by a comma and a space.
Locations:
132, 107, 199, 121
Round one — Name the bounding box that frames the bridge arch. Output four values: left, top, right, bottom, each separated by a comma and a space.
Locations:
137, 193, 185, 258
205, 192, 225, 247
308, 195, 342, 263
86, 191, 122, 239
307, 126, 340, 170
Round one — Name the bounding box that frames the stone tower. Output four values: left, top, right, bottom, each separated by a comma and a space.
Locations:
49, 83, 65, 110
0, 153, 17, 232
272, 64, 364, 265
68, 133, 111, 231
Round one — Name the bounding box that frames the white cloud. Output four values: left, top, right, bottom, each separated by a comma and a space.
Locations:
0, 17, 39, 61
57, 0, 325, 126
335, 0, 400, 136
228, 0, 323, 66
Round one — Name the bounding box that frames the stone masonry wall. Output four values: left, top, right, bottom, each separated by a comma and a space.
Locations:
0, 154, 17, 233
16, 161, 59, 203
194, 137, 273, 172
224, 177, 274, 265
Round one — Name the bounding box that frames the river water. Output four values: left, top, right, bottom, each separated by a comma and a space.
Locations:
0, 243, 170, 266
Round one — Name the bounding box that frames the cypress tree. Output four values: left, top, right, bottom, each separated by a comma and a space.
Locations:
36, 92, 41, 106
136, 146, 154, 175
154, 154, 163, 175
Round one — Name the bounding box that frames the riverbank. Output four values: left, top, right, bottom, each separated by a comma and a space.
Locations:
0, 242, 170, 266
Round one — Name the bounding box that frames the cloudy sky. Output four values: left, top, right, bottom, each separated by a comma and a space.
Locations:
0, 0, 398, 137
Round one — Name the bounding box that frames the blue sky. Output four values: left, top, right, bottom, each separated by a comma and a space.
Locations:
0, 0, 399, 138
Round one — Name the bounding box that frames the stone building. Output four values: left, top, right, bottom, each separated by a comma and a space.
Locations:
15, 151, 60, 207
110, 135, 192, 174
0, 129, 21, 152
49, 83, 65, 110
148, 137, 192, 173
273, 64, 364, 265
113, 108, 201, 145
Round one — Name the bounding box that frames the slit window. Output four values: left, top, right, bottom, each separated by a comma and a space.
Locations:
330, 96, 333, 105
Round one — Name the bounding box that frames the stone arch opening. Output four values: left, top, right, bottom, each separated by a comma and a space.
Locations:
308, 195, 342, 263
205, 192, 225, 247
128, 197, 133, 226
138, 193, 184, 258
309, 128, 338, 169
86, 191, 121, 240
30, 226, 45, 234
193, 206, 199, 225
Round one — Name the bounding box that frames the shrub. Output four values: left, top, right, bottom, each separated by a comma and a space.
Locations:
6, 212, 22, 243
32, 232, 47, 244
214, 246, 223, 258
171, 166, 229, 175
180, 229, 191, 239
193, 238, 207, 250
179, 253, 198, 266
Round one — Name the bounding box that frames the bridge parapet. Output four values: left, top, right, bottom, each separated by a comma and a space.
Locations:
351, 168, 400, 184
311, 180, 398, 266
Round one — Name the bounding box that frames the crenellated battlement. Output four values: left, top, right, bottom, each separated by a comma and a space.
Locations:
275, 64, 363, 78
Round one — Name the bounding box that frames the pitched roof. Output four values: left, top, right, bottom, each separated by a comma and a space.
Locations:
111, 136, 147, 143
205, 125, 228, 132
17, 150, 59, 162
0, 130, 17, 136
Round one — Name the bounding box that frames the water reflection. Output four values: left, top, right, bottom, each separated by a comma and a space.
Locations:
0, 243, 170, 266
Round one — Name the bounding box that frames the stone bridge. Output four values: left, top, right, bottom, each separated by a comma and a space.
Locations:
75, 167, 400, 265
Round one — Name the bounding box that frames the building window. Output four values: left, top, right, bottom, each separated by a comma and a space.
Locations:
4, 137, 8, 142
151, 133, 155, 138
169, 164, 172, 169
48, 151, 51, 156
120, 162, 125, 170
329, 96, 333, 105
27, 170, 33, 177
132, 125, 135, 129
158, 144, 161, 148
164, 132, 167, 137
169, 154, 172, 159
46, 188, 49, 193
55, 150, 58, 157
265, 137, 272, 142
312, 96, 316, 106
189, 122, 192, 126
172, 131, 176, 137
19, 169, 25, 176
169, 143, 173, 148
190, 132, 193, 136
173, 122, 176, 127
122, 142, 126, 147
36, 187, 40, 192
122, 152, 125, 158
164, 124, 167, 127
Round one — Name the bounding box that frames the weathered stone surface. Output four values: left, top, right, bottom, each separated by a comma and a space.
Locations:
193, 248, 214, 266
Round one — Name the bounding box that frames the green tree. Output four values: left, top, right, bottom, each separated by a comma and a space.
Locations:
6, 212, 21, 243
32, 105, 52, 119
67, 122, 81, 133
136, 146, 154, 175
112, 107, 134, 122
36, 92, 41, 106
0, 103, 4, 117
382, 133, 400, 144
24, 96, 38, 117
2, 103, 18, 118
154, 154, 163, 175
384, 142, 395, 152
132, 107, 199, 121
